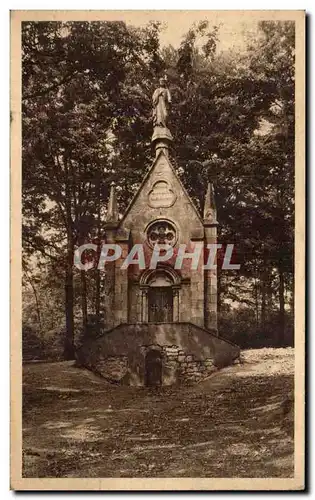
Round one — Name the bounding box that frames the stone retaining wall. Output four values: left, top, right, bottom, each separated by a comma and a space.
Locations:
76, 322, 240, 386
162, 345, 217, 383
80, 345, 218, 385
92, 356, 128, 382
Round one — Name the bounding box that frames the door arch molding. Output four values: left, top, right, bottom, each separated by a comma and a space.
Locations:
139, 265, 181, 287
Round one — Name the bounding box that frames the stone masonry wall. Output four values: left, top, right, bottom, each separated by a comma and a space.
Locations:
93, 355, 128, 383
80, 345, 217, 385
76, 322, 240, 386
162, 344, 217, 383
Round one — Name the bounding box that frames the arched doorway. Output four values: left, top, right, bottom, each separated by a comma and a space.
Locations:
140, 266, 180, 323
145, 350, 162, 386
148, 271, 173, 323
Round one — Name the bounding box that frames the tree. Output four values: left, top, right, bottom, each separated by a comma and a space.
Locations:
22, 19, 295, 355
22, 20, 164, 358
162, 20, 294, 345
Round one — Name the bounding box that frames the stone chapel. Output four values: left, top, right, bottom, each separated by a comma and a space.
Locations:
77, 77, 240, 385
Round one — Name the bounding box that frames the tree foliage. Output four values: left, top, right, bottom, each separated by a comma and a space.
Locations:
22, 20, 295, 358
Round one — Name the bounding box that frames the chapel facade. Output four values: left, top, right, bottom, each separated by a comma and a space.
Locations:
103, 148, 218, 332
77, 77, 240, 385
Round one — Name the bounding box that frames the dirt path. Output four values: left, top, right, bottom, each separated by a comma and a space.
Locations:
22, 348, 294, 478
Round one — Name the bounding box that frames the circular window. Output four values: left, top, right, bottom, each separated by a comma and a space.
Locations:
147, 220, 177, 248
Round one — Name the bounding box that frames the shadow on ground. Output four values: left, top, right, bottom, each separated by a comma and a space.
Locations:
22, 349, 294, 478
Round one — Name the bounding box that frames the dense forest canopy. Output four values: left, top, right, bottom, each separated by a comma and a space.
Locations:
22, 20, 295, 359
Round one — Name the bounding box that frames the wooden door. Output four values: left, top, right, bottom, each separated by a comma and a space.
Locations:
148, 287, 173, 323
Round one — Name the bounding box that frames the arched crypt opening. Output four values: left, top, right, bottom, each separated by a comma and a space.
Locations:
76, 76, 240, 386
144, 348, 162, 387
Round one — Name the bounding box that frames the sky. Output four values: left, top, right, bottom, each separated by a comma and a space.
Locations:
111, 11, 259, 53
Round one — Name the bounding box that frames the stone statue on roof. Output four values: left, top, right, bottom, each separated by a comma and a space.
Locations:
152, 76, 171, 129
152, 76, 173, 149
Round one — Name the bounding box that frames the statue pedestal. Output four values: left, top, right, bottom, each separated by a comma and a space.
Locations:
152, 127, 173, 157
152, 126, 173, 143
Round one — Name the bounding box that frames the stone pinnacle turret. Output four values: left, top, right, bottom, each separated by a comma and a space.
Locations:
106, 182, 119, 225
203, 182, 217, 224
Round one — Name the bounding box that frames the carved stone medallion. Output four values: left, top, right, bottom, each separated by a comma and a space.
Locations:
148, 180, 176, 208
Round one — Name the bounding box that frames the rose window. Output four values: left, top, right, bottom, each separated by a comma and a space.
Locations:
147, 221, 176, 247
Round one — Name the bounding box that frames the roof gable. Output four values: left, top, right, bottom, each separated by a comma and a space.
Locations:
120, 150, 203, 226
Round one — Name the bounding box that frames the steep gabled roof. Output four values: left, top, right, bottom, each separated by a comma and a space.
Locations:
119, 149, 203, 226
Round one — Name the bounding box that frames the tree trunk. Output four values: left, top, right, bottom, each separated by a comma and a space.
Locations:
95, 270, 101, 322
94, 169, 101, 333
78, 231, 88, 335
261, 276, 267, 328
254, 274, 259, 329
217, 268, 221, 314
81, 269, 88, 334
278, 263, 285, 346
26, 272, 42, 335
260, 254, 268, 330
64, 246, 75, 359
64, 176, 75, 359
